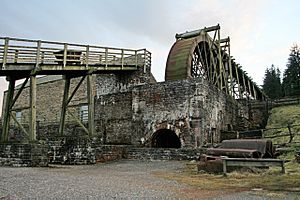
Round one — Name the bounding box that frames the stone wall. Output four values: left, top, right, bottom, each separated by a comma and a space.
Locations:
95, 77, 240, 148
0, 143, 48, 167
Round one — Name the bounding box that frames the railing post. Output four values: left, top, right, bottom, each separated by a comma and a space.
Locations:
14, 50, 19, 63
99, 55, 102, 64
144, 49, 147, 73
105, 48, 108, 69
2, 37, 9, 69
135, 50, 138, 68
36, 40, 41, 69
63, 43, 68, 68
85, 45, 89, 67
121, 49, 124, 70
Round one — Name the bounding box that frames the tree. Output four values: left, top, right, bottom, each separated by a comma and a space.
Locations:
262, 64, 282, 99
283, 45, 300, 96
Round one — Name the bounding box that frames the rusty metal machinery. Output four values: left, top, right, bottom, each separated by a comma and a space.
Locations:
165, 24, 266, 100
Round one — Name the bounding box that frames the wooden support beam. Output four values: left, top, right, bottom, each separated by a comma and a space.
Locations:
87, 74, 95, 138
242, 70, 247, 98
9, 77, 29, 110
234, 64, 242, 98
217, 29, 224, 92
29, 75, 37, 141
59, 77, 70, 136
247, 79, 253, 98
11, 114, 29, 139
67, 110, 89, 135
66, 76, 86, 106
1, 77, 15, 142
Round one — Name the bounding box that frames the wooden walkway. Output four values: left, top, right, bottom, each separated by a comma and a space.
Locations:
0, 37, 151, 76
0, 37, 151, 143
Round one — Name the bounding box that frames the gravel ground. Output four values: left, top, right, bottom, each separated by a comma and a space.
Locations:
0, 160, 298, 200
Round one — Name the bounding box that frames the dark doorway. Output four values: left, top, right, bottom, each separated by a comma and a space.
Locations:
151, 129, 181, 148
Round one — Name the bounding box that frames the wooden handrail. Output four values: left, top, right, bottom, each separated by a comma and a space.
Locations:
0, 37, 151, 72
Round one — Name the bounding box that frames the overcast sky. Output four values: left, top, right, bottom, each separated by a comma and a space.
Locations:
1, 0, 300, 114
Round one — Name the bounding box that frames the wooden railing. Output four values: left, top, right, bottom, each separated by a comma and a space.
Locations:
0, 37, 151, 71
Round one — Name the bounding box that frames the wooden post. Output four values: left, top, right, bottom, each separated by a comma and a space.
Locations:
252, 82, 257, 100
242, 70, 247, 98
135, 50, 138, 68
222, 159, 227, 176
121, 49, 124, 70
36, 40, 41, 69
228, 38, 234, 96
2, 37, 9, 69
85, 45, 89, 67
144, 50, 147, 73
217, 29, 224, 92
87, 74, 95, 138
105, 48, 108, 69
29, 75, 37, 142
14, 50, 19, 63
234, 63, 242, 98
247, 79, 253, 98
63, 43, 68, 68
59, 77, 70, 136
1, 77, 15, 142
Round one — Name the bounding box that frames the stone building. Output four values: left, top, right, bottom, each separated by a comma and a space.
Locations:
1, 60, 248, 148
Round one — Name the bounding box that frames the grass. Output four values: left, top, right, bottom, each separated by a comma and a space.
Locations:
264, 104, 300, 144
154, 161, 300, 193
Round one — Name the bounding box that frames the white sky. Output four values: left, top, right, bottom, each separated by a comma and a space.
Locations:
1, 0, 300, 115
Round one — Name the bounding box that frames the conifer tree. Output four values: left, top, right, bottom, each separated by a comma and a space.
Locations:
262, 64, 282, 99
283, 45, 300, 96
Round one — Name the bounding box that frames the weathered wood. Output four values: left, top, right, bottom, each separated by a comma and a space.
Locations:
59, 77, 70, 136
29, 75, 37, 141
1, 78, 15, 142
11, 113, 29, 138
67, 110, 89, 135
0, 37, 150, 72
87, 74, 95, 138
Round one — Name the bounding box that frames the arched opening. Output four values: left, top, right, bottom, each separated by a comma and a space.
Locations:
151, 129, 181, 148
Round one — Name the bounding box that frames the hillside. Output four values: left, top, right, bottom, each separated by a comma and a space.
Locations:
264, 104, 300, 145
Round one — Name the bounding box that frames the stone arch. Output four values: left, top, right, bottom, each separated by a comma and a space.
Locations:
151, 129, 181, 148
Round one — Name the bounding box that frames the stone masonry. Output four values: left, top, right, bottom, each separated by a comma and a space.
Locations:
0, 58, 262, 165
95, 76, 240, 148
